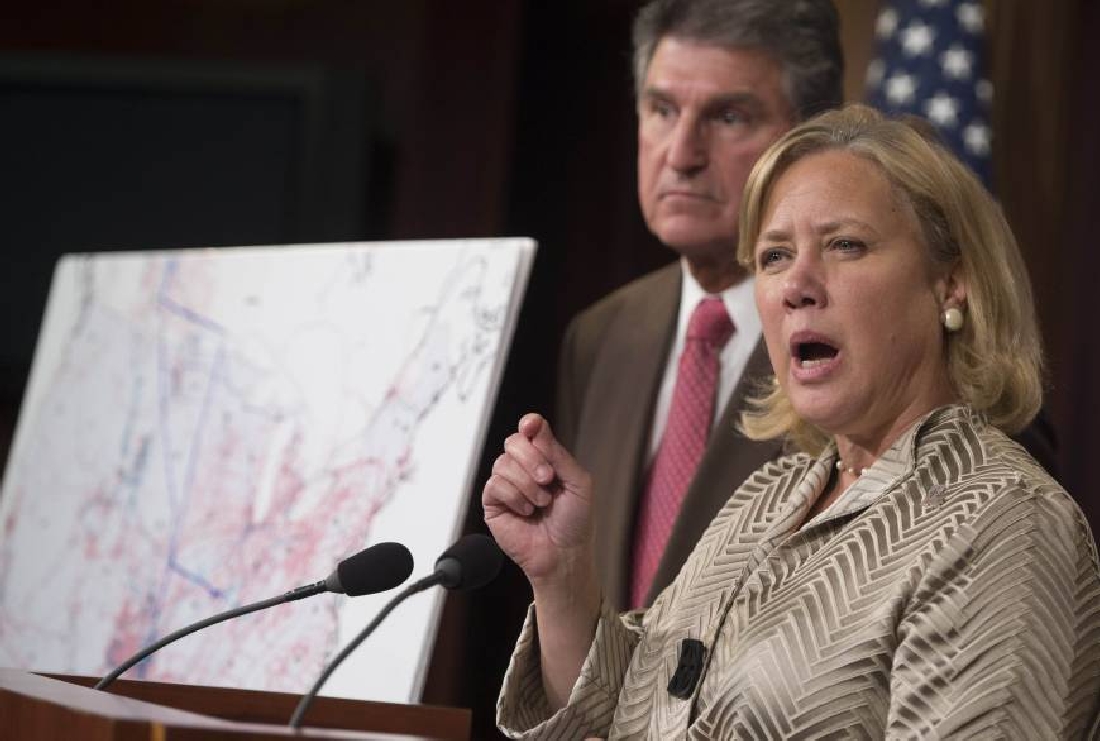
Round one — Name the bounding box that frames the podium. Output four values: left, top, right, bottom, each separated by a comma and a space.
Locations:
0, 669, 471, 740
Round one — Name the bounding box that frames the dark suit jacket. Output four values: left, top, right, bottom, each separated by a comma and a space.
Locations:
556, 262, 784, 609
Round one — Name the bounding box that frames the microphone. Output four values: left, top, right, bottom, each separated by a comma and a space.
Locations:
431, 532, 506, 591
667, 638, 706, 699
288, 533, 503, 728
94, 541, 414, 690
325, 542, 415, 597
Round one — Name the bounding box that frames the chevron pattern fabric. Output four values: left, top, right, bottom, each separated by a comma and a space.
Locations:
497, 405, 1100, 739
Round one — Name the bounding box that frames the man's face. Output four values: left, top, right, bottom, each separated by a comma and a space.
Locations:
637, 38, 795, 269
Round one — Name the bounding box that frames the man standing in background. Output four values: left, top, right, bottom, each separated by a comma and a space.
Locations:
555, 0, 845, 609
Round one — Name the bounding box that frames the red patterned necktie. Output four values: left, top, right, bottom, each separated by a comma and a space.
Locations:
630, 296, 734, 609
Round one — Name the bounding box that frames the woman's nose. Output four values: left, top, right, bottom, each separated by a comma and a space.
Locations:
781, 256, 826, 310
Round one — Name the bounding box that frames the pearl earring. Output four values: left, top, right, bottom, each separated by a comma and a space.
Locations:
942, 307, 964, 332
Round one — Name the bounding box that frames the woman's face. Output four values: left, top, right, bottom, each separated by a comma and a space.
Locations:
753, 149, 965, 448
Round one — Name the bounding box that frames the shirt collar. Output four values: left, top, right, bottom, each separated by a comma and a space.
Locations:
675, 258, 759, 342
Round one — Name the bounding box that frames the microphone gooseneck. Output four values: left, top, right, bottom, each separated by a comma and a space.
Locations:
93, 541, 414, 691
288, 534, 504, 729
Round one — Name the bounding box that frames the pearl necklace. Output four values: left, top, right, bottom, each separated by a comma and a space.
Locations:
835, 459, 864, 477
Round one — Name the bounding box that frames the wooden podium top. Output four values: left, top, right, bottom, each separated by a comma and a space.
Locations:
0, 669, 471, 740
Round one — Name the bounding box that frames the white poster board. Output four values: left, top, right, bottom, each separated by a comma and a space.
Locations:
0, 238, 536, 703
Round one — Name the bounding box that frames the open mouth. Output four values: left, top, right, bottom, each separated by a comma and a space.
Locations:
793, 340, 838, 369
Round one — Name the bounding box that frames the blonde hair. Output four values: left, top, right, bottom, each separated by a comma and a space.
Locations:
736, 104, 1043, 454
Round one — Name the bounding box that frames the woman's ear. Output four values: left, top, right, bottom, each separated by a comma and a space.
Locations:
936, 262, 968, 334
938, 261, 968, 311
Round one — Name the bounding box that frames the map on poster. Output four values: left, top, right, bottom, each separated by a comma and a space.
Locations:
0, 238, 535, 703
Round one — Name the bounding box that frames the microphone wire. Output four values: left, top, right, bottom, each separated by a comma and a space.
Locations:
94, 580, 327, 691
287, 573, 441, 729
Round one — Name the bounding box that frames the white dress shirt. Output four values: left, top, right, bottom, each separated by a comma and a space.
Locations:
647, 259, 763, 461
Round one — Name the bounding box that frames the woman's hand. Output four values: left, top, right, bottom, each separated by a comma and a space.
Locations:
483, 412, 602, 710
482, 413, 593, 589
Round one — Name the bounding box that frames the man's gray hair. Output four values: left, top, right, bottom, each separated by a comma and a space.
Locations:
632, 0, 845, 122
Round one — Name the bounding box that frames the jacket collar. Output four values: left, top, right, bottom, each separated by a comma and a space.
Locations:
803, 404, 981, 528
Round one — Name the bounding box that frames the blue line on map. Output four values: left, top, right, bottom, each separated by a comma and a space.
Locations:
118, 371, 144, 460
167, 557, 227, 600
156, 331, 179, 517
155, 260, 227, 335
148, 258, 237, 633
182, 343, 226, 504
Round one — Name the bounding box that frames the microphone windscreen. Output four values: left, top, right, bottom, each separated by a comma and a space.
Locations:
328, 541, 414, 596
433, 533, 504, 591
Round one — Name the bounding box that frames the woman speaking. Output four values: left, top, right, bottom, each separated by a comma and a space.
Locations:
482, 104, 1100, 739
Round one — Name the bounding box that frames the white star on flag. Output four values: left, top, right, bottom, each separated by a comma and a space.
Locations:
901, 21, 936, 56
957, 2, 984, 33
941, 46, 973, 79
886, 73, 918, 105
866, 0, 993, 186
963, 122, 991, 156
926, 92, 959, 127
877, 8, 899, 39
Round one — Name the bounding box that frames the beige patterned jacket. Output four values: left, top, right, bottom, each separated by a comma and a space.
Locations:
497, 405, 1100, 739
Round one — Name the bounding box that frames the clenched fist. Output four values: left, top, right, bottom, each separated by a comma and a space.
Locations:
482, 413, 593, 588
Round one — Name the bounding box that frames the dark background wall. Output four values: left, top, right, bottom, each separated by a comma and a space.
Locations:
1, 1, 1096, 738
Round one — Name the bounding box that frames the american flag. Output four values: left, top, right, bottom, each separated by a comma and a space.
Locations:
864, 0, 992, 187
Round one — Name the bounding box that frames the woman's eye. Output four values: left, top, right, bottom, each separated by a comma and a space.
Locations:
757, 248, 787, 269
831, 238, 865, 253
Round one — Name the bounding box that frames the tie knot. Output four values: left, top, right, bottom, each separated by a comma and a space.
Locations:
686, 297, 734, 347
